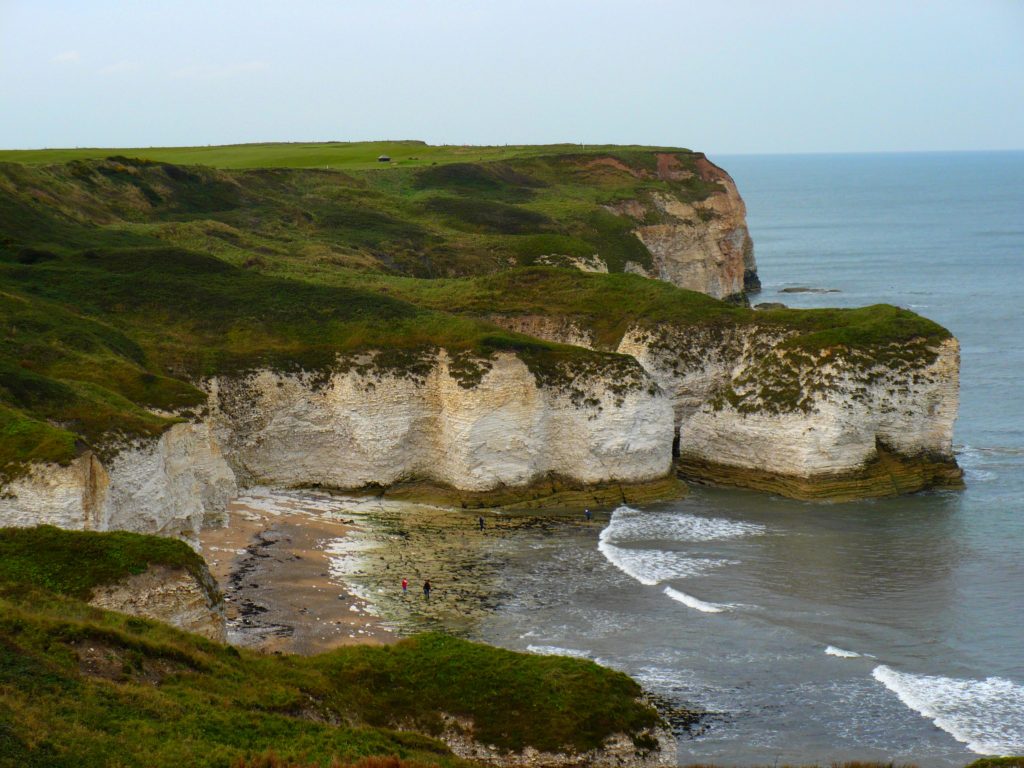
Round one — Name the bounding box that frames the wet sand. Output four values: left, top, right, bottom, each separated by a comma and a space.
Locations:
200, 489, 601, 649
200, 491, 395, 654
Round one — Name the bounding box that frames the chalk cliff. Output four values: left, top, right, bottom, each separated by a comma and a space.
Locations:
607, 154, 758, 299
483, 317, 961, 501
206, 350, 673, 494
0, 422, 236, 538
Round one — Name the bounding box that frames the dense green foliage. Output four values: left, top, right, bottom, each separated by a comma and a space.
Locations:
0, 525, 209, 600
315, 633, 658, 753
0, 527, 662, 767
0, 144, 951, 477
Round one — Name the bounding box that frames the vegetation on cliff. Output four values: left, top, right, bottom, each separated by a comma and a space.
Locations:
0, 525, 212, 600
0, 527, 661, 768
0, 143, 952, 480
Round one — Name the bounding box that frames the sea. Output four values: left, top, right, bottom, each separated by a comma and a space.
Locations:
466, 152, 1024, 765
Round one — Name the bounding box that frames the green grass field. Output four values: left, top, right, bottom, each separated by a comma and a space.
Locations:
0, 140, 685, 170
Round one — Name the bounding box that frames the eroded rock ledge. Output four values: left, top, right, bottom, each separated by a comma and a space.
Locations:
89, 562, 226, 641
0, 322, 961, 535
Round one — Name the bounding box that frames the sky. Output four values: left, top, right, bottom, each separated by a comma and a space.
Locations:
1, 0, 1022, 154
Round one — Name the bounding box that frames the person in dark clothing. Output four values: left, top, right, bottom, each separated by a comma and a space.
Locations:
584, 508, 593, 522
423, 579, 432, 599
478, 516, 485, 531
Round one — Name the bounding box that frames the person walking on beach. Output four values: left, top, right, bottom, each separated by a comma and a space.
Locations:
423, 579, 432, 600
478, 515, 485, 531
401, 577, 408, 594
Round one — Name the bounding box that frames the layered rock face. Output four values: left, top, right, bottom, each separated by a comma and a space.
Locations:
484, 318, 961, 500
0, 326, 960, 537
206, 351, 673, 494
609, 155, 758, 299
88, 563, 227, 641
0, 422, 236, 539
676, 337, 962, 499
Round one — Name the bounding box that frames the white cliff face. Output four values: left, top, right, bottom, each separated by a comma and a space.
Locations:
207, 351, 673, 493
680, 337, 960, 480
0, 422, 236, 539
0, 328, 960, 535
480, 315, 960, 492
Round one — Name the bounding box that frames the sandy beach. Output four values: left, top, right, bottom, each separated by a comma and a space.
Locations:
199, 489, 601, 651
199, 489, 395, 654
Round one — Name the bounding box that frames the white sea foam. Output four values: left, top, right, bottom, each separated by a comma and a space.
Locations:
663, 586, 729, 613
597, 506, 754, 585
872, 665, 1024, 755
598, 538, 728, 585
825, 645, 861, 658
527, 645, 593, 659
601, 505, 766, 544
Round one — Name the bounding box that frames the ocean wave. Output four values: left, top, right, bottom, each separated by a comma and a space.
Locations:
872, 665, 1024, 755
598, 539, 729, 585
526, 644, 591, 659
597, 506, 750, 586
663, 586, 729, 613
825, 646, 861, 658
601, 505, 766, 545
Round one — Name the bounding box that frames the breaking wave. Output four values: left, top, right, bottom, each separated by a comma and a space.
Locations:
872, 664, 1024, 755
825, 646, 862, 658
597, 506, 761, 586
663, 586, 729, 613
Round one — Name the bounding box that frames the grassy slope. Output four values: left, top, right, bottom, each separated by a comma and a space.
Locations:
0, 527, 660, 768
0, 147, 950, 479
0, 525, 211, 600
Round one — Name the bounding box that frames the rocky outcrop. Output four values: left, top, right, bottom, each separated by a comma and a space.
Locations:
206, 350, 673, 495
440, 715, 676, 768
608, 154, 757, 299
676, 336, 962, 499
0, 422, 236, 539
483, 317, 961, 500
0, 321, 961, 535
88, 562, 227, 641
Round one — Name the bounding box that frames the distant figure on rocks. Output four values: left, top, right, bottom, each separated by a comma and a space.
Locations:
584, 508, 593, 522
478, 516, 485, 531
401, 578, 408, 594
423, 580, 432, 599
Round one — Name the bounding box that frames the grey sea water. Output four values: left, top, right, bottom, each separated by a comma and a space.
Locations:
471, 152, 1024, 765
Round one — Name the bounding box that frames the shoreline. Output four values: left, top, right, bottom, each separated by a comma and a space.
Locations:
200, 490, 395, 653
199, 488, 623, 648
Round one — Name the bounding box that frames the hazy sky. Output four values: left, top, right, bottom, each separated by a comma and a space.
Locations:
2, 0, 1022, 153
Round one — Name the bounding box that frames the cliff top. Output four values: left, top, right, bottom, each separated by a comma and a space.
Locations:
0, 140, 693, 169
0, 524, 211, 600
